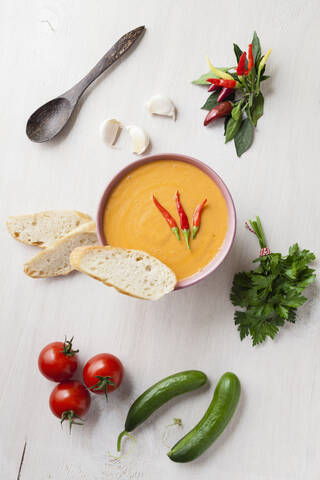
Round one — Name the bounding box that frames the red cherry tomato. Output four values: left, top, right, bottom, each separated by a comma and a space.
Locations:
49, 381, 91, 430
38, 337, 79, 382
83, 353, 124, 399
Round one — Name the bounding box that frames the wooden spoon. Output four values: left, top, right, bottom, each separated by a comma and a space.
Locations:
26, 26, 145, 143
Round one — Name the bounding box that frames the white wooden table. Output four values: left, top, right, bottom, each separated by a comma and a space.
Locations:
1, 1, 319, 478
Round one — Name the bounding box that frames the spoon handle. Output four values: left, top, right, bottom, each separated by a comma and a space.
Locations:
65, 26, 145, 102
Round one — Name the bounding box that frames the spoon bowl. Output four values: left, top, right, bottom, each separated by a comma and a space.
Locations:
26, 98, 73, 143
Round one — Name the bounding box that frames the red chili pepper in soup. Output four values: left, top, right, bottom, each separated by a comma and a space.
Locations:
153, 195, 180, 241
175, 191, 190, 250
192, 199, 207, 239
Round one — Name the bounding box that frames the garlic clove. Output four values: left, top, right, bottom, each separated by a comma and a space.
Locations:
146, 94, 176, 120
99, 118, 121, 146
126, 125, 149, 154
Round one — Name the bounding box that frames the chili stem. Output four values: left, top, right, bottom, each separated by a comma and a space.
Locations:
182, 230, 190, 250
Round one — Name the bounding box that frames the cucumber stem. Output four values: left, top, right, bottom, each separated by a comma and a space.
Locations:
162, 418, 183, 448
117, 430, 135, 452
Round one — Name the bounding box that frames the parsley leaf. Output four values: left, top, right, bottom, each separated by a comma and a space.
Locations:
231, 217, 316, 346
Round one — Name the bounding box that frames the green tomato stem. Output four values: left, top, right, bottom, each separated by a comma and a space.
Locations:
89, 376, 116, 401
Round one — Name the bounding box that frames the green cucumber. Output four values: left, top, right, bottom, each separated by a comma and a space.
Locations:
168, 372, 241, 463
117, 370, 207, 451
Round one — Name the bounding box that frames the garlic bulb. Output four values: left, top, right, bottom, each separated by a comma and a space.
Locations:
126, 125, 149, 154
146, 94, 176, 120
99, 118, 121, 146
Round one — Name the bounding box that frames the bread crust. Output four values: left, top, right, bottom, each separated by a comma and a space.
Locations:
24, 222, 97, 278
70, 246, 177, 300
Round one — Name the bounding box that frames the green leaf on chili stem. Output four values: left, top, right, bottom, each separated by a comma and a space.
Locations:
234, 43, 248, 70
260, 75, 270, 81
224, 116, 231, 136
233, 43, 243, 62
192, 71, 216, 85
201, 92, 219, 110
252, 31, 262, 66
247, 66, 256, 85
251, 92, 264, 126
225, 115, 242, 143
234, 118, 254, 157
231, 101, 242, 121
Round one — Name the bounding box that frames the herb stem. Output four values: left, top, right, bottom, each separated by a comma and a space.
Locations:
249, 216, 267, 248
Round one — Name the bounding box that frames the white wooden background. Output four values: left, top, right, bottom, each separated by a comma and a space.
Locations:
1, 1, 319, 479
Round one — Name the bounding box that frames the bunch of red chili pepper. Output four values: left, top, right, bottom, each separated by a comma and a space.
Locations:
153, 193, 207, 250
192, 32, 272, 157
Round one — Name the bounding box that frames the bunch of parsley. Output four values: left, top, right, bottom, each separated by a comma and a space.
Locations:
231, 217, 316, 346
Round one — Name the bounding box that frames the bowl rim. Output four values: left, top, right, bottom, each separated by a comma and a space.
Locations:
96, 153, 236, 289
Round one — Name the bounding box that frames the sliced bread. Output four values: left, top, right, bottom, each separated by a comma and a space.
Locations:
70, 246, 177, 300
7, 210, 92, 247
24, 222, 98, 278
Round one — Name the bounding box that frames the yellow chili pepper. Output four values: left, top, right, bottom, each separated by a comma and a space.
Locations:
259, 49, 272, 70
206, 56, 234, 81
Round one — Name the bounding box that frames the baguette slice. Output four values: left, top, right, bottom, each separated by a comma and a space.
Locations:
70, 246, 177, 300
24, 222, 98, 278
7, 210, 92, 247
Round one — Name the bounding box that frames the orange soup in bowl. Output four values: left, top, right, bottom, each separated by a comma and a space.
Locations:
103, 159, 228, 282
